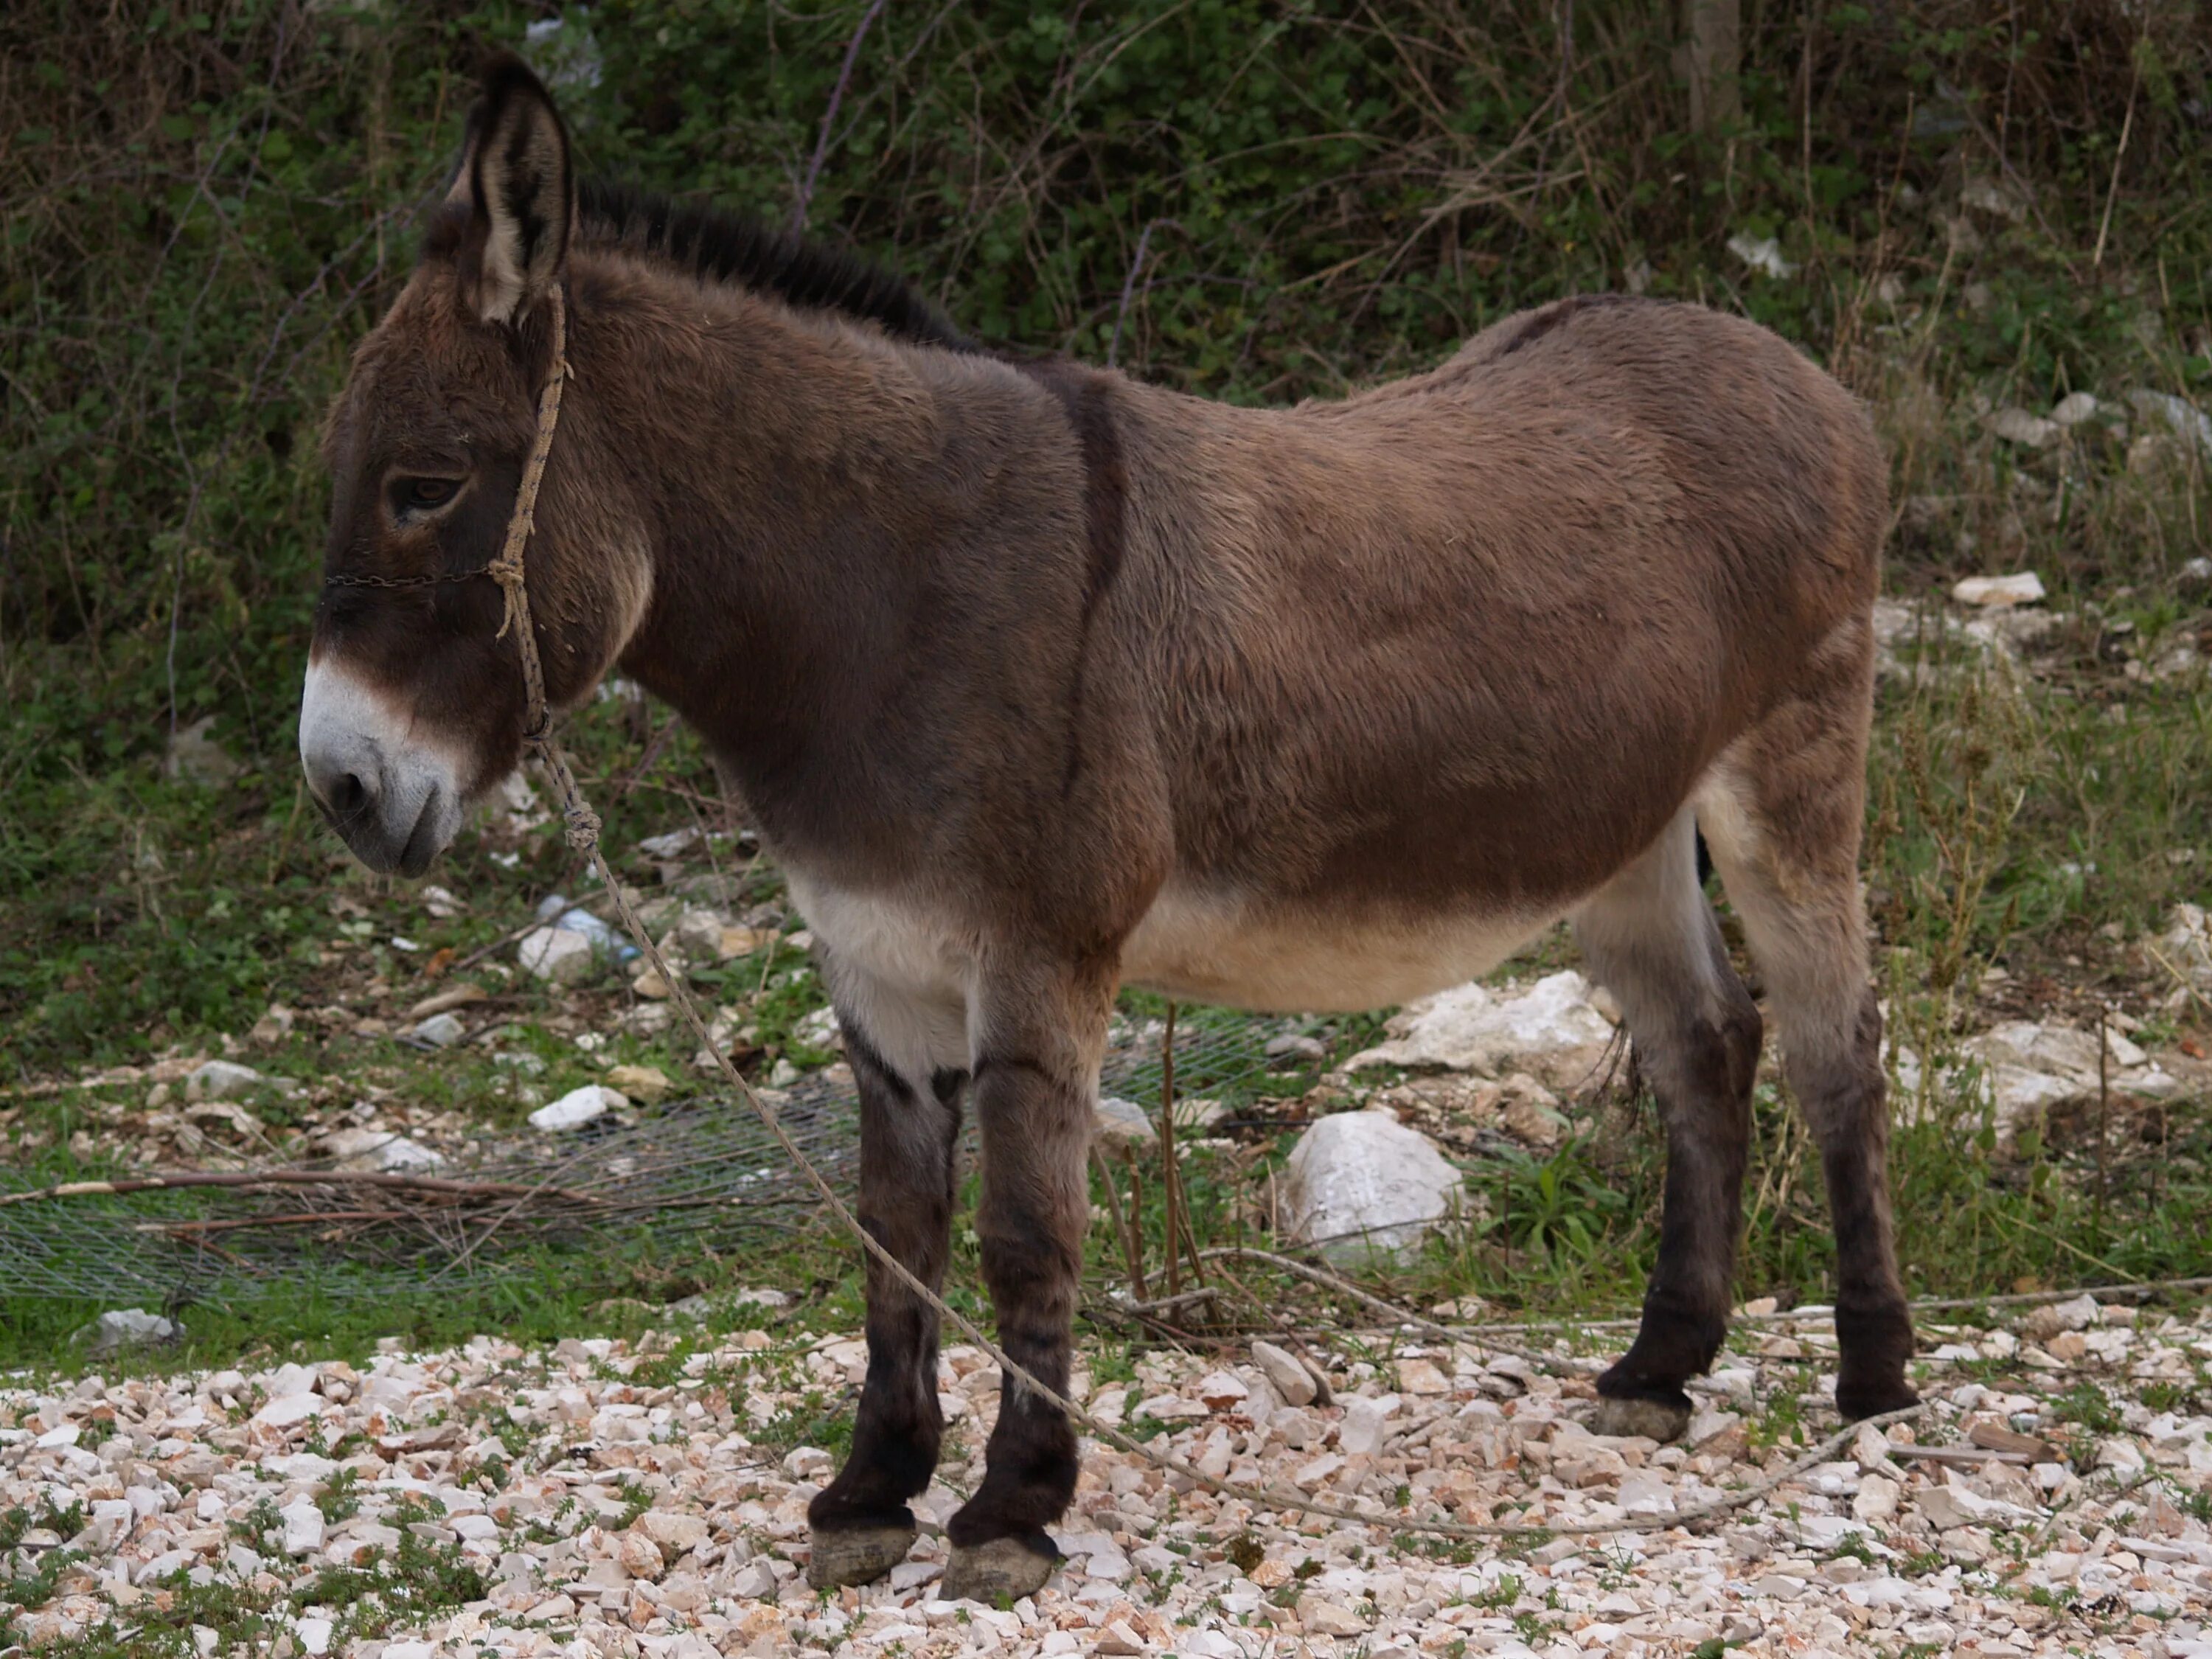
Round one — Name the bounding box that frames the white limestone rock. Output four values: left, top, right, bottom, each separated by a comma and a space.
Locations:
1345, 970, 1615, 1088
1280, 1110, 1464, 1262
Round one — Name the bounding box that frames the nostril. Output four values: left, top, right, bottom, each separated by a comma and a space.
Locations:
332, 771, 371, 817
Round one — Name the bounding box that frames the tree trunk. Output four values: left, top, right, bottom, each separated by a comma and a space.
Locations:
1683, 0, 1741, 133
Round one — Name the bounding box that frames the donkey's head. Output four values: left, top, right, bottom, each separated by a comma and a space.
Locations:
302, 55, 647, 875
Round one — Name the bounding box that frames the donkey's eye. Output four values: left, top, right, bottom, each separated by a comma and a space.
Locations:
391, 476, 463, 517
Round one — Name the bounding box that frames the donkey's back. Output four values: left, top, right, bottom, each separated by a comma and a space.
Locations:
1110, 294, 1886, 1012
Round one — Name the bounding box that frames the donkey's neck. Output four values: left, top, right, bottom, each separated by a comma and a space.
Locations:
573, 259, 1089, 874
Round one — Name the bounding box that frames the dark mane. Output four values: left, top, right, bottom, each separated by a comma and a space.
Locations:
575, 179, 976, 353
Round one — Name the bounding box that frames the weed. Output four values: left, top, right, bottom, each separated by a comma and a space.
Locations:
2052, 1380, 2129, 1436
317, 1467, 364, 1525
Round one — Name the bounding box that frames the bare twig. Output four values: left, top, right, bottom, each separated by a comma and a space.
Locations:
1107, 219, 1176, 369
789, 0, 889, 235
2091, 53, 2140, 272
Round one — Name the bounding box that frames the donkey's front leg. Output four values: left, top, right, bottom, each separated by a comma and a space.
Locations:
806, 1015, 964, 1589
939, 963, 1113, 1604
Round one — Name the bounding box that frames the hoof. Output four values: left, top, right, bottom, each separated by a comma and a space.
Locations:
940, 1535, 1058, 1603
1591, 1394, 1691, 1444
806, 1522, 917, 1589
1837, 1379, 1920, 1422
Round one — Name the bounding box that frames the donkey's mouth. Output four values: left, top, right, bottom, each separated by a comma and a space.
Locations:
394, 786, 449, 877
313, 786, 448, 878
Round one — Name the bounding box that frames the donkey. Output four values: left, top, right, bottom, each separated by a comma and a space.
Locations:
301, 55, 1917, 1599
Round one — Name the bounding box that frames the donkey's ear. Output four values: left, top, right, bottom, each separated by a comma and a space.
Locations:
448, 52, 573, 327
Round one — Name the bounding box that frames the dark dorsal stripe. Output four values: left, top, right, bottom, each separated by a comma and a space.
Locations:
1495, 291, 1653, 358
1011, 357, 1130, 798
574, 179, 976, 353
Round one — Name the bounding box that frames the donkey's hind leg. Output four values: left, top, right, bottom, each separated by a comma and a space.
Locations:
1697, 664, 1917, 1419
1573, 809, 1764, 1442
807, 985, 966, 1589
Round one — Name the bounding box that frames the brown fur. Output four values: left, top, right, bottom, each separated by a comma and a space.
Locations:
304, 58, 1916, 1587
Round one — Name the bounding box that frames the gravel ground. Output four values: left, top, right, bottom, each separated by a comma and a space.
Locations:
7, 1295, 2212, 1658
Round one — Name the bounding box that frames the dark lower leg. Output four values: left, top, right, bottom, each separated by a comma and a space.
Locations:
809, 1051, 961, 1547
945, 1040, 1095, 1582
1598, 996, 1759, 1427
948, 1234, 1080, 1557
1801, 991, 1916, 1418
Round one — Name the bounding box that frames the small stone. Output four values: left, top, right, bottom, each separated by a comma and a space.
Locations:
1173, 1095, 1228, 1130
1986, 407, 2059, 447
1338, 1393, 1402, 1455
1854, 1474, 1900, 1523
280, 1502, 324, 1557
2045, 1330, 2088, 1361
1952, 571, 2046, 608
1252, 1341, 1318, 1407
2129, 387, 2212, 453
1617, 1472, 1676, 1516
1294, 1452, 1346, 1488
1265, 1033, 1327, 1062
726, 1559, 778, 1600
403, 1012, 467, 1048
2021, 1293, 2098, 1339
249, 1004, 296, 1045
1688, 1407, 1742, 1452
529, 1084, 626, 1132
295, 1618, 333, 1657
617, 1528, 667, 1580
1195, 1371, 1248, 1411
1500, 1077, 1568, 1147
518, 925, 597, 984
605, 1064, 672, 1102
636, 1512, 709, 1558
1852, 1422, 1896, 1472
1394, 1357, 1450, 1396
2097, 1437, 2147, 1475
252, 1394, 323, 1430
1298, 1593, 1368, 1637
1093, 1095, 1156, 1150
1095, 1620, 1147, 1656
526, 1593, 577, 1622
2049, 391, 2100, 426
186, 1059, 269, 1102
321, 1127, 445, 1173
74, 1308, 181, 1353
719, 925, 773, 959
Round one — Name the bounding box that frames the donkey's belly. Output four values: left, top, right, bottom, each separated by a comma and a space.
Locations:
1119, 886, 1555, 1013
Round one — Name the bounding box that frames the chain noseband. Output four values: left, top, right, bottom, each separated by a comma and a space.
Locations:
321, 566, 494, 591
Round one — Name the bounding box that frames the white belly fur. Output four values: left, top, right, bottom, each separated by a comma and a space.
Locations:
787, 868, 1562, 1054
1119, 886, 1555, 1012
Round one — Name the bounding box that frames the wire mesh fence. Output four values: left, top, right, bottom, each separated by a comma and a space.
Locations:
0, 1001, 1347, 1312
